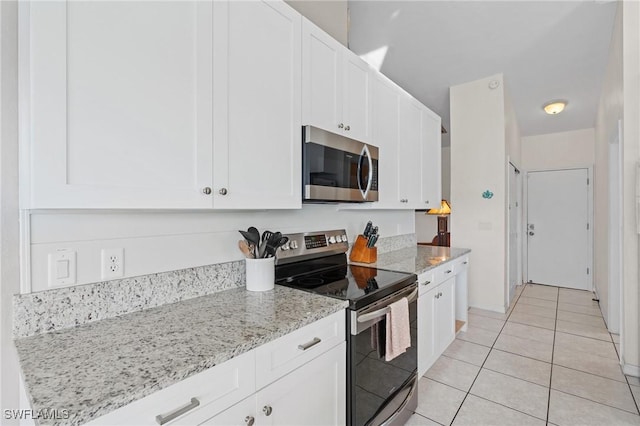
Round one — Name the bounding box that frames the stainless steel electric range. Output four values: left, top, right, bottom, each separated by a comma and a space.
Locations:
275, 229, 418, 426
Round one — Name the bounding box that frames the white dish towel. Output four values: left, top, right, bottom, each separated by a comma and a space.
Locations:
385, 297, 410, 361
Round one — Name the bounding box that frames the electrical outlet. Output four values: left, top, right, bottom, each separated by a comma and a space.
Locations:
101, 248, 124, 280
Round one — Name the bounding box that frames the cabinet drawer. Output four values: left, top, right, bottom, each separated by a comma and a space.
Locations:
87, 350, 255, 426
255, 310, 345, 389
418, 270, 436, 296
453, 256, 470, 274
434, 264, 455, 284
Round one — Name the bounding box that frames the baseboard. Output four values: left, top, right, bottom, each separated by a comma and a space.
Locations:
622, 361, 640, 378
468, 303, 507, 314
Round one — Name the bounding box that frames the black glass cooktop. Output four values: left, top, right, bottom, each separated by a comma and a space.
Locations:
275, 254, 416, 310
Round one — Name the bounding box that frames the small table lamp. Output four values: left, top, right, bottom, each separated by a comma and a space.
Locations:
427, 200, 451, 246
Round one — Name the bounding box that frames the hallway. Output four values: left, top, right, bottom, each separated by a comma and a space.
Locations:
408, 283, 640, 425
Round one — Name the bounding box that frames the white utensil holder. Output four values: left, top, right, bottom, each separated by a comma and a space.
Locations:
245, 257, 275, 292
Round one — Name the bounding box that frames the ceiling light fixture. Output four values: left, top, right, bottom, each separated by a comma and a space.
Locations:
543, 100, 567, 115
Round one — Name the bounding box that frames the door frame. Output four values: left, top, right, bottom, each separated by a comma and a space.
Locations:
506, 159, 523, 306
524, 166, 594, 291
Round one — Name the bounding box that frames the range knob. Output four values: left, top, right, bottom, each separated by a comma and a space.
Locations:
341, 235, 348, 242
290, 240, 298, 249
280, 242, 290, 251
328, 236, 336, 244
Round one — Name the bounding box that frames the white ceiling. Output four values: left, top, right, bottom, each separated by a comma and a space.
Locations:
347, 1, 618, 143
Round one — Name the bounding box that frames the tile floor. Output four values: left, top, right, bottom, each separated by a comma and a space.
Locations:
407, 283, 640, 426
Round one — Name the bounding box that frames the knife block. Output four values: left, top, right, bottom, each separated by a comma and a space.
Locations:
349, 235, 377, 264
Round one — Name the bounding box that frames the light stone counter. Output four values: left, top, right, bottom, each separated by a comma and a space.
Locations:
14, 286, 347, 426
352, 245, 471, 276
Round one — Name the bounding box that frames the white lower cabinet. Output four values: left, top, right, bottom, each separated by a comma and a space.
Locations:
417, 267, 461, 377
205, 343, 346, 426
87, 311, 345, 426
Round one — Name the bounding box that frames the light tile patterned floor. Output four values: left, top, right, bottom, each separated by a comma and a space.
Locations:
408, 283, 640, 426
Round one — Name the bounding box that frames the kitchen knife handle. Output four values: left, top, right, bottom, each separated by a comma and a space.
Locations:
363, 221, 373, 238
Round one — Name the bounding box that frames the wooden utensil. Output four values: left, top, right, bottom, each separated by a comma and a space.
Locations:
238, 240, 254, 259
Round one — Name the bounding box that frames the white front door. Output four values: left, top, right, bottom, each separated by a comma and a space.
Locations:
527, 169, 591, 290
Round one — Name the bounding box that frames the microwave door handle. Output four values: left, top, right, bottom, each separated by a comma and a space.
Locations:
358, 145, 373, 200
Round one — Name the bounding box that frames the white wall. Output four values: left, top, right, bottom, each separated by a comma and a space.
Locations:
0, 1, 21, 420
450, 74, 509, 312
521, 128, 595, 171
285, 0, 347, 46
28, 207, 414, 292
504, 84, 522, 169
594, 3, 623, 334
621, 0, 640, 376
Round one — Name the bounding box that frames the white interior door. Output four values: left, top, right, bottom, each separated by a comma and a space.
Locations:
527, 169, 591, 290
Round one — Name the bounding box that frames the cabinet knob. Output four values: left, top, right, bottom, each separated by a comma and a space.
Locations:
425, 200, 429, 204
219, 188, 228, 196
439, 292, 443, 297
202, 187, 212, 195
338, 123, 344, 129
345, 125, 350, 131
262, 406, 273, 416
422, 280, 431, 286
245, 416, 255, 426
445, 270, 452, 274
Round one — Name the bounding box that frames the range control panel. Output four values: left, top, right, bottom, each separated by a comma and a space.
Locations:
275, 229, 349, 265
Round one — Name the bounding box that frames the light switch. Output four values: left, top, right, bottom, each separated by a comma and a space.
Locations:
48, 249, 77, 287
56, 259, 70, 279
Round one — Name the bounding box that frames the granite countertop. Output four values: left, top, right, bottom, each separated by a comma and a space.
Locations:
14, 286, 348, 426
352, 245, 471, 276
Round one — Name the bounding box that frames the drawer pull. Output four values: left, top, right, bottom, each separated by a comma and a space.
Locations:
298, 337, 322, 351
463, 261, 468, 265
445, 270, 452, 274
155, 397, 200, 425
422, 280, 431, 286
245, 416, 255, 426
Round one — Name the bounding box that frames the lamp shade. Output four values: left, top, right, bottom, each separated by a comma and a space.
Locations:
427, 200, 451, 215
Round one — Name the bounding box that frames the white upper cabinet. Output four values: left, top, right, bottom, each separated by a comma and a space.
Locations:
302, 19, 371, 143
22, 0, 301, 210
368, 73, 441, 210
212, 1, 301, 209
398, 93, 423, 209
420, 108, 442, 210
24, 1, 214, 209
371, 73, 401, 209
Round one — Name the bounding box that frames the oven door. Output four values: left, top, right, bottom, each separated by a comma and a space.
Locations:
303, 125, 378, 203
348, 283, 418, 426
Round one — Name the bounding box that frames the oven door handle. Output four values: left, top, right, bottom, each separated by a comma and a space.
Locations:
357, 288, 418, 323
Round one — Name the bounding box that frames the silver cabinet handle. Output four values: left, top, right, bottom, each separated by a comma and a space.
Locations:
463, 261, 468, 265
345, 125, 350, 131
445, 270, 452, 274
156, 398, 200, 425
434, 294, 439, 299
338, 123, 344, 129
263, 405, 273, 416
245, 416, 255, 426
202, 187, 212, 195
439, 292, 443, 297
219, 188, 228, 195
298, 337, 321, 351
421, 280, 431, 286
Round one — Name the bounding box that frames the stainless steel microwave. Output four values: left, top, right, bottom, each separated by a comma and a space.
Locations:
303, 125, 379, 203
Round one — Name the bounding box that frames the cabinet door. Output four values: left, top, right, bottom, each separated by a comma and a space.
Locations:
418, 286, 438, 377
212, 1, 301, 209
420, 108, 442, 210
397, 94, 423, 208
301, 18, 343, 134
342, 51, 371, 143
436, 277, 456, 355
370, 74, 401, 209
26, 1, 214, 209
256, 342, 346, 426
